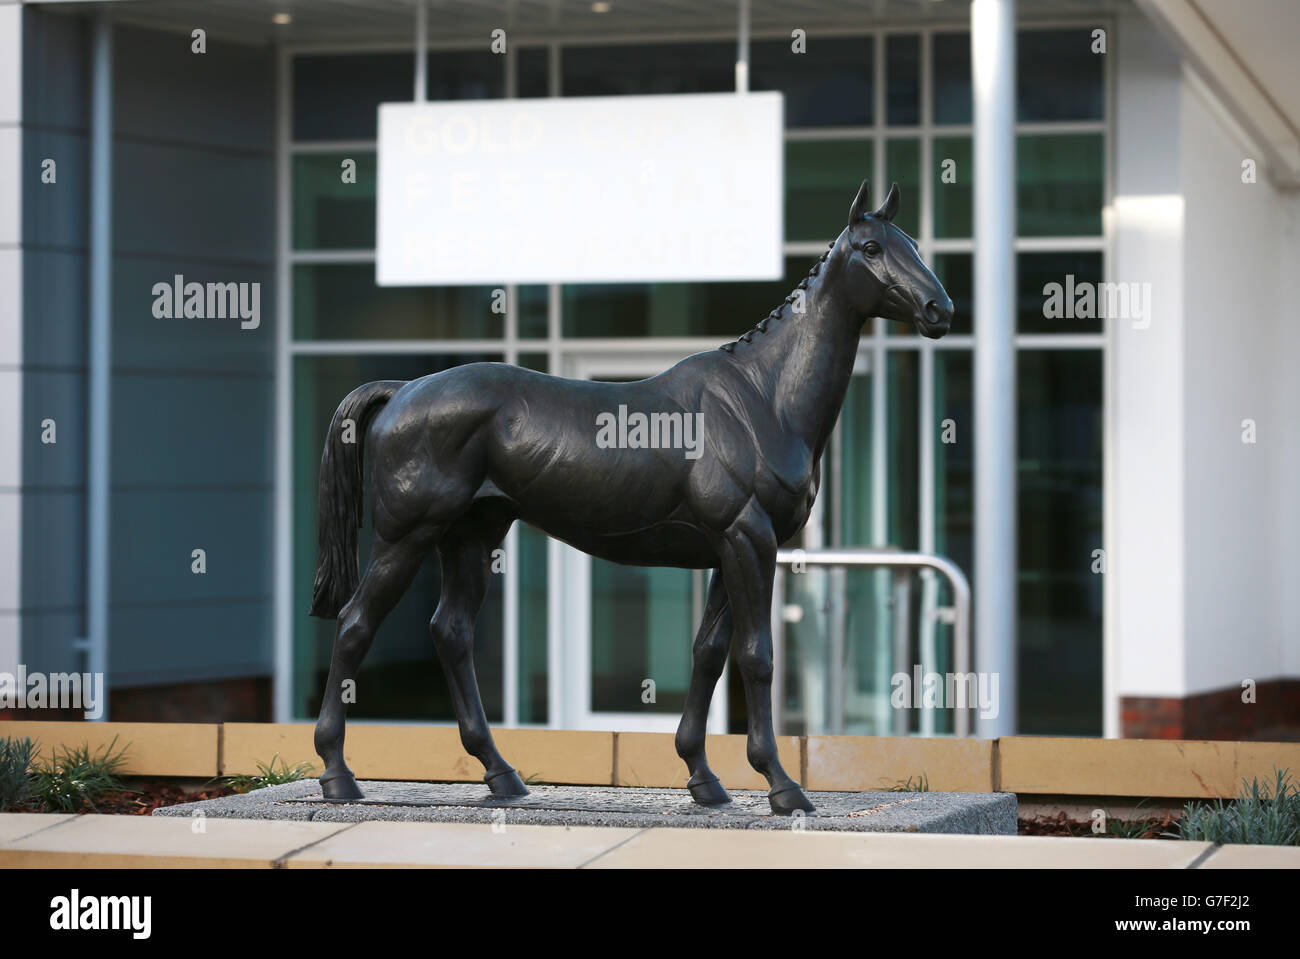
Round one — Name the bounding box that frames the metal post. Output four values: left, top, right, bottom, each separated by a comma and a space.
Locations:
828, 566, 846, 733
414, 0, 427, 102
890, 570, 911, 736
971, 0, 1017, 738
87, 15, 113, 718
735, 0, 750, 93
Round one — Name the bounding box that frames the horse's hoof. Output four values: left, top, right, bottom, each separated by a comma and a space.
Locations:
486, 768, 529, 798
687, 775, 731, 806
768, 784, 815, 816
320, 772, 364, 802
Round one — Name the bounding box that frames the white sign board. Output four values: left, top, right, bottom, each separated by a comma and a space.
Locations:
376, 92, 784, 285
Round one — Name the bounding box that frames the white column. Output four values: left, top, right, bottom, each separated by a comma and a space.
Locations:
971, 0, 1017, 737
87, 14, 113, 717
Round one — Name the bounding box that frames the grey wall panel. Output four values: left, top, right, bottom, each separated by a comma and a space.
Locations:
113, 25, 274, 153
21, 369, 85, 487
19, 489, 85, 613
108, 600, 271, 684
111, 372, 273, 487
22, 129, 89, 250
112, 142, 274, 261
23, 248, 87, 369
15, 610, 83, 676
22, 9, 89, 132
109, 488, 271, 607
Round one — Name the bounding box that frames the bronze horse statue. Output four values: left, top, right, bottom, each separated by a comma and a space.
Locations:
309, 181, 953, 814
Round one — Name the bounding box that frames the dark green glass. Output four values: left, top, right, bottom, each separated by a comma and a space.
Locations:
886, 34, 921, 126
885, 138, 921, 238
1018, 251, 1104, 334
933, 135, 973, 238
1016, 349, 1103, 735
517, 285, 548, 339
293, 152, 375, 251
785, 139, 873, 242
293, 263, 504, 340
562, 257, 813, 338
1017, 134, 1104, 236
1017, 28, 1103, 122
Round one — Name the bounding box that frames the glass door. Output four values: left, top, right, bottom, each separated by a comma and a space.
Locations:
555, 353, 727, 733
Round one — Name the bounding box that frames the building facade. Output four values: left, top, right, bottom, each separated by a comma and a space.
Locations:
1, 0, 1296, 740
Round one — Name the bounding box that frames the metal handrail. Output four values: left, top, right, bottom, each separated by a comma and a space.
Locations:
772, 547, 973, 737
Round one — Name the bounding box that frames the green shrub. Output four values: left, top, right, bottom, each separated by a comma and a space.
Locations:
1171, 767, 1300, 846
30, 736, 132, 813
223, 754, 316, 793
0, 737, 37, 810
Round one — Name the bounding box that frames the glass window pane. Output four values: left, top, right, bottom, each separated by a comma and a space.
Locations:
887, 351, 920, 550
785, 139, 872, 242
751, 36, 874, 128
517, 47, 549, 98
292, 352, 504, 722
517, 521, 548, 724
933, 135, 972, 238
934, 252, 973, 336
1017, 28, 1103, 122
932, 32, 971, 125
562, 256, 813, 338
294, 53, 412, 141
293, 152, 375, 250
562, 42, 733, 96
935, 349, 974, 582
1017, 349, 1103, 735
886, 34, 921, 126
517, 284, 548, 339
294, 263, 503, 340
1017, 133, 1104, 236
1018, 251, 1104, 334
425, 49, 505, 101
884, 138, 921, 238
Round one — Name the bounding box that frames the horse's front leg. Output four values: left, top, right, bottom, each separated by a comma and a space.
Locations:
675, 569, 732, 805
716, 501, 814, 816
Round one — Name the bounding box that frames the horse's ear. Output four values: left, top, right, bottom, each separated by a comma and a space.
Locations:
876, 181, 901, 222
848, 179, 872, 224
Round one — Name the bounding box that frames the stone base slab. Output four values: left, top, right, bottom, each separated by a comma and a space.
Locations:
153, 780, 1018, 834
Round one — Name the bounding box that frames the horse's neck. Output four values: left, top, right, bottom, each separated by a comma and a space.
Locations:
739, 256, 863, 457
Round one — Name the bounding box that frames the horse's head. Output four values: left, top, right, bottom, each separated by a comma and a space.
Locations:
842, 180, 953, 338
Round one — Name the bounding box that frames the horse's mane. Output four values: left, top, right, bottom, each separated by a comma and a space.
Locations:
719, 239, 838, 353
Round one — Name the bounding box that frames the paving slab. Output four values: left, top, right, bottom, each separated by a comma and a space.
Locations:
152, 780, 1018, 834
1199, 843, 1300, 868
0, 814, 350, 868
284, 820, 641, 868
583, 830, 1218, 869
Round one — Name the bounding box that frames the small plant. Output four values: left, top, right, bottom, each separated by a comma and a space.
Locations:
884, 773, 930, 793
30, 737, 132, 813
1169, 767, 1300, 846
223, 754, 316, 793
0, 737, 37, 810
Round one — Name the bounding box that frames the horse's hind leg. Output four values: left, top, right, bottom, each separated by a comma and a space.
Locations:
431, 501, 528, 797
315, 528, 436, 800
675, 569, 733, 805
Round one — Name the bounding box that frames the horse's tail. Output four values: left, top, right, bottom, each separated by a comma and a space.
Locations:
309, 380, 406, 619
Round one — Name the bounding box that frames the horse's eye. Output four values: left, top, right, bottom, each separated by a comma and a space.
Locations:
864, 241, 882, 257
